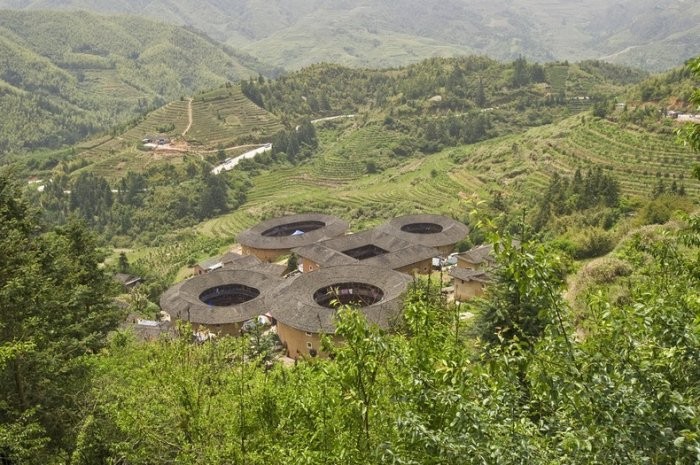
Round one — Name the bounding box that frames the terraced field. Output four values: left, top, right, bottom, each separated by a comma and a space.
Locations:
79, 70, 146, 99
458, 116, 699, 198
197, 113, 699, 242
66, 85, 285, 180
71, 100, 192, 179
309, 124, 405, 184
187, 87, 283, 148
546, 65, 569, 95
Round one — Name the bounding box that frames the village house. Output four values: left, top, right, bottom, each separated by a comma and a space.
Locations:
455, 244, 497, 270
193, 251, 264, 275
449, 267, 492, 301
113, 273, 143, 291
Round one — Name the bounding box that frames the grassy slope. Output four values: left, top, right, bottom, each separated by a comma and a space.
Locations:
48, 57, 638, 182
0, 10, 262, 154
187, 87, 283, 147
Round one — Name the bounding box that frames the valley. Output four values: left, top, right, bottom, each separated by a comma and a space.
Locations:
0, 6, 698, 462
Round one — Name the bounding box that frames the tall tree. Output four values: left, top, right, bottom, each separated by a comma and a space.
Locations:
677, 56, 700, 179
0, 171, 121, 460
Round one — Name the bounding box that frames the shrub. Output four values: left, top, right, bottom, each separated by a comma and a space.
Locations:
569, 227, 616, 259
636, 194, 695, 225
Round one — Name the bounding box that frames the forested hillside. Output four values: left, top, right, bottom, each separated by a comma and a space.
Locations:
22, 57, 699, 258
0, 10, 268, 154
242, 57, 646, 121
1, 0, 698, 70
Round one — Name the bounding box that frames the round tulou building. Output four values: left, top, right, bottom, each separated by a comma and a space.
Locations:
266, 265, 412, 358
237, 213, 349, 262
376, 214, 470, 256
160, 269, 284, 335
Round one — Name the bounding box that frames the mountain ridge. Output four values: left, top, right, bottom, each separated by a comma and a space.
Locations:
1, 0, 698, 71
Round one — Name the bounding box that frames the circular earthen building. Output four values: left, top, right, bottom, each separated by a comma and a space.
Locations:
160, 269, 284, 335
266, 265, 412, 358
376, 214, 469, 256
238, 213, 349, 262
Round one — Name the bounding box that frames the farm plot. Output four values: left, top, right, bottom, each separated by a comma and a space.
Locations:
556, 119, 698, 197
187, 87, 283, 148
309, 124, 404, 182
72, 99, 191, 179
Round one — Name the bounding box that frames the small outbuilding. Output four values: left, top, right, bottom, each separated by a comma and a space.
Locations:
456, 244, 496, 270
193, 251, 272, 275
114, 273, 143, 291
449, 268, 492, 301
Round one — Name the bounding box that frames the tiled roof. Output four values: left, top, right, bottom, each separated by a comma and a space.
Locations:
375, 214, 469, 252
266, 265, 411, 333
237, 213, 348, 250
294, 229, 440, 273
448, 267, 492, 283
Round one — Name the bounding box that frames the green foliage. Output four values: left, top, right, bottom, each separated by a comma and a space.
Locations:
567, 227, 616, 259
533, 167, 621, 233
0, 171, 121, 458
36, 161, 251, 244
0, 10, 262, 155
676, 56, 700, 155
4, 209, 697, 463
286, 253, 298, 273
472, 236, 566, 348
636, 194, 696, 226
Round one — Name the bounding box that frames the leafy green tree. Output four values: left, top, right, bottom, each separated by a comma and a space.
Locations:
677, 56, 700, 179
198, 168, 228, 219
327, 307, 396, 461
511, 56, 531, 88
286, 252, 299, 273
117, 252, 130, 273
0, 171, 121, 459
473, 234, 565, 349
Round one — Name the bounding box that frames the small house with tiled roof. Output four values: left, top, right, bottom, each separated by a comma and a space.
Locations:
449, 267, 492, 301
456, 244, 496, 271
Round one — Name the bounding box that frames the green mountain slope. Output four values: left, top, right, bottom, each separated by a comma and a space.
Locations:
1, 1, 697, 71
0, 10, 266, 154
65, 85, 283, 180
40, 57, 646, 182
196, 111, 698, 241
